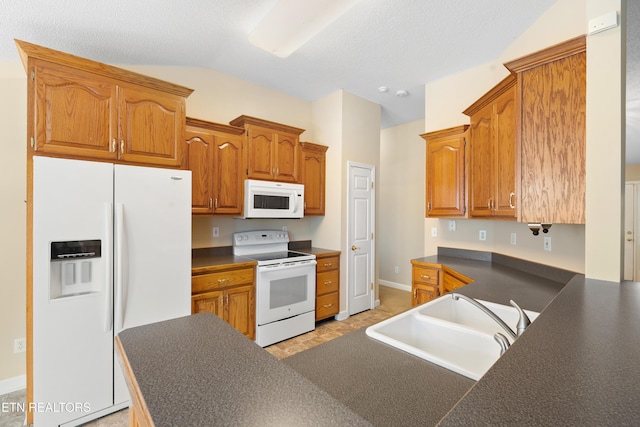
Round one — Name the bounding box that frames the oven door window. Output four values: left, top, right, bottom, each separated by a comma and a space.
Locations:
270, 276, 307, 309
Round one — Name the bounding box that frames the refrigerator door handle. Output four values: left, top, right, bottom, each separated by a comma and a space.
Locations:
115, 203, 128, 332
104, 202, 113, 333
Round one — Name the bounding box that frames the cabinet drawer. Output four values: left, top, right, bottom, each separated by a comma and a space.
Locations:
316, 292, 339, 320
192, 268, 254, 293
317, 255, 339, 273
412, 266, 439, 285
316, 270, 339, 296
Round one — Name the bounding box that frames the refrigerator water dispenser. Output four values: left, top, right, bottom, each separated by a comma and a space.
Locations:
50, 240, 102, 299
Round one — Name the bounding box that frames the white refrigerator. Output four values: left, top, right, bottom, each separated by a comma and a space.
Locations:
32, 156, 192, 426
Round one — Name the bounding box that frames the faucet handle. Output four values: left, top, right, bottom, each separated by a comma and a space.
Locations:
509, 299, 531, 337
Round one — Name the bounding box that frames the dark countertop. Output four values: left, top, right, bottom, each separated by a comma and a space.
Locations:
191, 243, 339, 274
117, 313, 371, 426
438, 275, 640, 426
413, 248, 573, 312
283, 327, 475, 426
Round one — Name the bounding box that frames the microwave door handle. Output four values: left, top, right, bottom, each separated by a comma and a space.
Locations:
292, 190, 298, 212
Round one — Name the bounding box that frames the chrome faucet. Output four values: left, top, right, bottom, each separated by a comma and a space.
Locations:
493, 333, 510, 355
450, 293, 531, 341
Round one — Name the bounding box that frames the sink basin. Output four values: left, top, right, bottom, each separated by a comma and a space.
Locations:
365, 294, 539, 380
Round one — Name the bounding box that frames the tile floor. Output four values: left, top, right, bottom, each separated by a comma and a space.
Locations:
0, 286, 411, 427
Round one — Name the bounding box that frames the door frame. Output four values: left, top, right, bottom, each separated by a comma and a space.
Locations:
346, 161, 376, 315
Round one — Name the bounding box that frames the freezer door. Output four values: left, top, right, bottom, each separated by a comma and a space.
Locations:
32, 157, 115, 426
113, 164, 191, 404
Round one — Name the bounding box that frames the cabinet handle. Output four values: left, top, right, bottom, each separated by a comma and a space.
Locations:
111, 139, 117, 152
217, 278, 229, 285
276, 167, 279, 176
509, 192, 515, 209
214, 198, 218, 209
323, 281, 333, 285
322, 304, 333, 308
209, 199, 213, 209
420, 274, 430, 279
323, 263, 333, 268
120, 140, 125, 154
413, 290, 417, 297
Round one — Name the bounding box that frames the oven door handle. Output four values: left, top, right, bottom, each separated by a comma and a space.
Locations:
259, 260, 317, 272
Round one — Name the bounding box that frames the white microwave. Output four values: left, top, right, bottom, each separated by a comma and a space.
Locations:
242, 179, 304, 219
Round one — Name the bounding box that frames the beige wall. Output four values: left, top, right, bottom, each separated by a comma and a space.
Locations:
417, 0, 591, 274
585, 0, 625, 281
0, 62, 27, 386
379, 119, 425, 290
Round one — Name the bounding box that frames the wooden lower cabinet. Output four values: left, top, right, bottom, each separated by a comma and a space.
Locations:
411, 260, 472, 306
315, 253, 340, 321
192, 265, 256, 339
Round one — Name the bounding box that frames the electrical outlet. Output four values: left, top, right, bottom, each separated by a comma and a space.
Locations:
14, 338, 26, 353
394, 266, 399, 274
282, 225, 287, 232
448, 220, 456, 231
544, 236, 552, 251
212, 227, 220, 238
479, 229, 487, 241
510, 232, 517, 246
431, 227, 438, 237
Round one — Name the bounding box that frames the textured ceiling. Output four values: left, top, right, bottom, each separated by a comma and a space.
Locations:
1, 0, 635, 162
1, 0, 556, 128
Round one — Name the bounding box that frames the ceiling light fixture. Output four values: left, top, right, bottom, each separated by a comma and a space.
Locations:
396, 89, 409, 97
248, 0, 362, 58
378, 86, 389, 93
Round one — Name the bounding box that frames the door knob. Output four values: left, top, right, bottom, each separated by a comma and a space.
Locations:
351, 245, 360, 251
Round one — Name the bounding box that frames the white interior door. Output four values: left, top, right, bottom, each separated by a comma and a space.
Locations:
347, 162, 375, 315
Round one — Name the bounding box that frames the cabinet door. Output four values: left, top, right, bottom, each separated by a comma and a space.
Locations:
274, 131, 299, 182
426, 135, 466, 217
192, 290, 224, 317
118, 85, 185, 167
226, 284, 256, 339
213, 132, 244, 214
519, 52, 586, 224
468, 102, 494, 218
492, 87, 517, 218
33, 61, 118, 160
412, 284, 439, 306
185, 126, 214, 214
301, 147, 326, 215
246, 125, 275, 180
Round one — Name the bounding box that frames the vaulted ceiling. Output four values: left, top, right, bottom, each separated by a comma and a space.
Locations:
1, 1, 636, 161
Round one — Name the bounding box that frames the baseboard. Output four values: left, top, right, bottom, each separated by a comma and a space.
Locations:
379, 280, 411, 292
335, 310, 349, 321
0, 374, 26, 395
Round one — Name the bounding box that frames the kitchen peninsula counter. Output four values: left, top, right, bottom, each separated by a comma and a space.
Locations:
115, 313, 371, 427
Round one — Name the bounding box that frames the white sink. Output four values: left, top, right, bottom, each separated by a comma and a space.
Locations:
365, 295, 539, 380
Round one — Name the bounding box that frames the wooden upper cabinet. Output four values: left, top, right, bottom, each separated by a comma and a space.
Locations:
184, 117, 244, 215
463, 74, 517, 219
505, 36, 586, 224
300, 142, 328, 215
32, 60, 118, 160
229, 115, 304, 183
421, 126, 468, 217
185, 122, 215, 214
118, 85, 186, 167
16, 39, 193, 167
